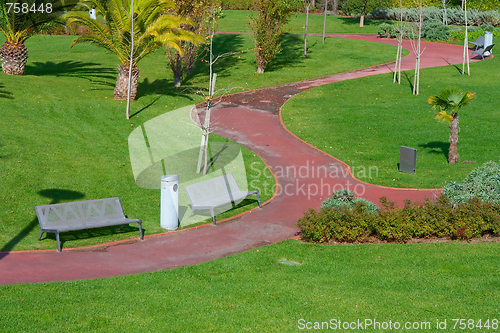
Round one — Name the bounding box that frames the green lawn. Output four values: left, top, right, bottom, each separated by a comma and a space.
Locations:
0, 32, 399, 251
1, 239, 499, 331
282, 56, 500, 189
217, 10, 389, 34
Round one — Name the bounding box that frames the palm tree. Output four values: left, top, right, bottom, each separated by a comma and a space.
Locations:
0, 0, 74, 75
428, 86, 475, 164
65, 0, 204, 100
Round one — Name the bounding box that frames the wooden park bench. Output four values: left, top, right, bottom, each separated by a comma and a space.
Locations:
35, 197, 143, 251
183, 173, 262, 225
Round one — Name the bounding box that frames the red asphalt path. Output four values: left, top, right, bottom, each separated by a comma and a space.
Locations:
0, 35, 485, 285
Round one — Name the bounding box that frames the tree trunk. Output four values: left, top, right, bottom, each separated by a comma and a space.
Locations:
359, 0, 368, 27
173, 51, 183, 88
333, 0, 338, 15
304, 4, 310, 57
114, 65, 139, 100
448, 114, 460, 164
0, 41, 28, 75
322, 0, 328, 44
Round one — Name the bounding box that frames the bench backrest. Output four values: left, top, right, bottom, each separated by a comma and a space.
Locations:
183, 173, 241, 206
476, 36, 485, 44
35, 197, 126, 229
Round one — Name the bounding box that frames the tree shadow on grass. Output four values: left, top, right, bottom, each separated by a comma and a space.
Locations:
0, 83, 13, 99
25, 61, 116, 87
266, 34, 305, 72
336, 17, 390, 27
419, 141, 449, 160
0, 189, 85, 258
402, 71, 415, 93
136, 78, 197, 101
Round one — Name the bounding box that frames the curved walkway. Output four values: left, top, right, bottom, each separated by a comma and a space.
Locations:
0, 35, 483, 285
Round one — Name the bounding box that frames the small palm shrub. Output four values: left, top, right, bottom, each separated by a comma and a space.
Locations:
443, 160, 500, 205
321, 189, 378, 214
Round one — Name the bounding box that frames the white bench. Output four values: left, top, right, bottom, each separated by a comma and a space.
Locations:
35, 197, 143, 251
183, 173, 262, 225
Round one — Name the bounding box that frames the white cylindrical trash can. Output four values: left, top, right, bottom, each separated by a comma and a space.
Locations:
161, 175, 179, 230
484, 31, 493, 55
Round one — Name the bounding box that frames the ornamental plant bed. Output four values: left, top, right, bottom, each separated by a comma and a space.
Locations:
296, 195, 500, 244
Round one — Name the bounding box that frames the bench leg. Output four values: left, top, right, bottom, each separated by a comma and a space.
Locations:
256, 191, 262, 208
211, 208, 216, 225
138, 220, 144, 240
56, 231, 61, 252
38, 230, 44, 241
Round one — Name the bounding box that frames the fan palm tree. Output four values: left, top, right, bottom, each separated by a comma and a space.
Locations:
428, 86, 475, 164
0, 0, 75, 75
65, 0, 205, 100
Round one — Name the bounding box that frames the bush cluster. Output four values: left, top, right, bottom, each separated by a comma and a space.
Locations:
377, 22, 417, 38
321, 189, 378, 214
444, 160, 500, 205
297, 195, 500, 244
450, 28, 500, 41
422, 20, 450, 41
372, 7, 500, 27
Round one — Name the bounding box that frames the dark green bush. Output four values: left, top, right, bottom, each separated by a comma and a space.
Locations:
423, 20, 450, 41
297, 195, 500, 244
378, 23, 397, 38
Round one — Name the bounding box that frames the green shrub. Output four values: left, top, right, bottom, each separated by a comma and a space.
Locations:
423, 19, 450, 41
443, 160, 500, 205
378, 22, 397, 38
321, 189, 378, 214
297, 195, 500, 244
479, 24, 496, 31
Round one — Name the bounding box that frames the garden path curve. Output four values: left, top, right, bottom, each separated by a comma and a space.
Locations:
0, 34, 483, 285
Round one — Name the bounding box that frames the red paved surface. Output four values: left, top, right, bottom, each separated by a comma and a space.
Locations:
0, 35, 485, 285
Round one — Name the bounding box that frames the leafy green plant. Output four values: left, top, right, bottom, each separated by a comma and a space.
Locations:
249, 0, 296, 73
422, 20, 450, 41
444, 160, 500, 205
321, 188, 378, 214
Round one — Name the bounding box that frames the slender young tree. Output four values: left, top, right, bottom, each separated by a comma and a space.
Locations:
322, 0, 328, 44
462, 0, 470, 75
304, 1, 311, 57
428, 86, 475, 164
249, 0, 295, 73
166, 0, 215, 87
393, 0, 404, 84
411, 0, 424, 95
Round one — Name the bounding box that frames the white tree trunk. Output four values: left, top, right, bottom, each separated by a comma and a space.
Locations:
322, 0, 328, 44
462, 0, 470, 75
304, 3, 310, 57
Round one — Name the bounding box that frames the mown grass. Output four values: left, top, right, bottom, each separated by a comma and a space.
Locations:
217, 9, 389, 34
0, 31, 399, 250
282, 55, 500, 189
1, 239, 499, 332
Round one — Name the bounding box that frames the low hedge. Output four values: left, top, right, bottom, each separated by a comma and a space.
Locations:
297, 195, 500, 243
